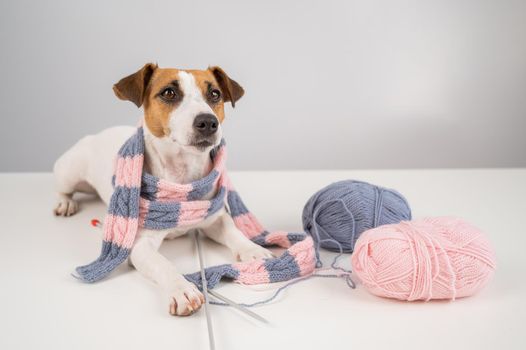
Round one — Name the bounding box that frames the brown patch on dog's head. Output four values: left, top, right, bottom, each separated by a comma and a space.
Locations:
113, 63, 158, 108
189, 69, 225, 122
113, 64, 244, 138
208, 66, 245, 108
142, 68, 182, 137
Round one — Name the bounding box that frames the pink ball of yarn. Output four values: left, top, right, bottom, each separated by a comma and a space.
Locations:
351, 217, 496, 301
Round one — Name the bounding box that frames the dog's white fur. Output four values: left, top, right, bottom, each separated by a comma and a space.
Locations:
53, 70, 272, 316
169, 72, 220, 148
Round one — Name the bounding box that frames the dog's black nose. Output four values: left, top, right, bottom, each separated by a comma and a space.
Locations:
193, 113, 218, 136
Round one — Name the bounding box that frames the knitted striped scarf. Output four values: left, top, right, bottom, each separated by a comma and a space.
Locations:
75, 126, 316, 289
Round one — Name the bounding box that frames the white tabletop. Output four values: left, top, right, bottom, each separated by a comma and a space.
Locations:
0, 169, 525, 350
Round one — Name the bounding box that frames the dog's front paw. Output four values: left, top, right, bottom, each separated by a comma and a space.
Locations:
166, 279, 204, 316
54, 195, 78, 217
234, 244, 274, 262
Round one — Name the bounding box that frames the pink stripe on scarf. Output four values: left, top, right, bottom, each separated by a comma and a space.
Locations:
138, 198, 150, 227
177, 201, 211, 226
114, 155, 143, 188
265, 231, 292, 248
156, 179, 193, 202
155, 179, 193, 202
288, 236, 317, 276
213, 147, 227, 172
103, 215, 139, 249
233, 213, 265, 239
221, 173, 234, 191
233, 260, 270, 285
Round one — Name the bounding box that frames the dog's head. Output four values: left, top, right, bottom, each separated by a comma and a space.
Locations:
113, 63, 244, 151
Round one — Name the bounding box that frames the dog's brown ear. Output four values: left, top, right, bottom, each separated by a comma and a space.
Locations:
209, 66, 244, 107
113, 63, 157, 108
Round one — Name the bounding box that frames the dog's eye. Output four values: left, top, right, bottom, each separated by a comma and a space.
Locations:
161, 88, 177, 100
209, 89, 221, 103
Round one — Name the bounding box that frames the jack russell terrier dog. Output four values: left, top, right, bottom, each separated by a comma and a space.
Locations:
53, 63, 273, 316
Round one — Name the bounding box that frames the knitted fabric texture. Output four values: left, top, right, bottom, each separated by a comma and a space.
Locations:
75, 126, 317, 288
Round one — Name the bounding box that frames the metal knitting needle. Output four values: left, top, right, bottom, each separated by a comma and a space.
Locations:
194, 231, 215, 350
208, 289, 269, 324
194, 232, 269, 325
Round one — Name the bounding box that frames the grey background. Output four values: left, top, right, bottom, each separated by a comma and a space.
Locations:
1, 0, 525, 172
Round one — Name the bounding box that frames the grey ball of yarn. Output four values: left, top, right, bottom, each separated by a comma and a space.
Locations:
302, 180, 412, 253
